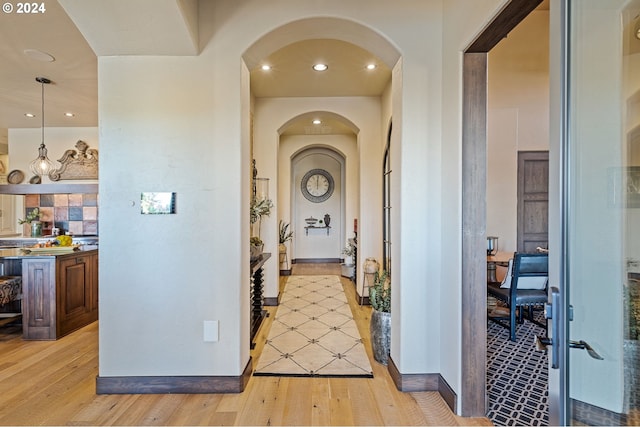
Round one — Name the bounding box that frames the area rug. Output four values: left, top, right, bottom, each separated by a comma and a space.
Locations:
253, 275, 373, 377
487, 309, 549, 426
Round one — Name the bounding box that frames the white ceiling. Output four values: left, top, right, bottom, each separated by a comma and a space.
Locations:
0, 1, 555, 138
0, 0, 391, 138
0, 0, 98, 129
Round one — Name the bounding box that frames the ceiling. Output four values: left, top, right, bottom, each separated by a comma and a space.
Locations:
0, 0, 391, 139
0, 0, 555, 139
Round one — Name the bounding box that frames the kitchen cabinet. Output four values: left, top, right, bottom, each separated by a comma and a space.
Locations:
0, 194, 16, 235
21, 250, 98, 340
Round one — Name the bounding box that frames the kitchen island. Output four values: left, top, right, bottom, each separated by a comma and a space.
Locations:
0, 245, 98, 340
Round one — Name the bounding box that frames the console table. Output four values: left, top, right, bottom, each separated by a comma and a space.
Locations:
304, 225, 331, 236
250, 252, 271, 348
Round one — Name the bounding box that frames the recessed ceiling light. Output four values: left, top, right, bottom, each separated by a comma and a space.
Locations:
312, 119, 322, 125
23, 49, 55, 62
261, 64, 271, 71
64, 112, 75, 117
366, 63, 376, 70
25, 113, 35, 118
312, 63, 328, 72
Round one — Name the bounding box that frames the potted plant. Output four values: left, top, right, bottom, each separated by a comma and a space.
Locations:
250, 197, 273, 259
250, 197, 273, 227
250, 236, 264, 261
341, 241, 356, 278
18, 207, 43, 237
278, 220, 293, 272
369, 270, 391, 364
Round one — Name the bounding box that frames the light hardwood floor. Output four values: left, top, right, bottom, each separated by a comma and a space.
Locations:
0, 263, 492, 426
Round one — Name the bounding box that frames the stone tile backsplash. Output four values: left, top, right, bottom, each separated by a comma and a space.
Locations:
24, 193, 98, 236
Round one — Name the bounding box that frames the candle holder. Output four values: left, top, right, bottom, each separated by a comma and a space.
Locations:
487, 236, 499, 256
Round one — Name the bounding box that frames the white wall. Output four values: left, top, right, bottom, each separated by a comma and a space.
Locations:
487, 10, 550, 253
8, 127, 99, 184
87, 0, 517, 414
278, 135, 360, 264
255, 96, 375, 301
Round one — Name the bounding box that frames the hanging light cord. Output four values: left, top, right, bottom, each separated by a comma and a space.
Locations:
30, 77, 54, 177
35, 76, 50, 149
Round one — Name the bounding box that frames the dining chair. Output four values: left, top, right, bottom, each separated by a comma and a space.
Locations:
487, 252, 548, 341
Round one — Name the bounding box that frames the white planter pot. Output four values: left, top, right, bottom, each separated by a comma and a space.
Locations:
363, 257, 379, 274
341, 263, 354, 278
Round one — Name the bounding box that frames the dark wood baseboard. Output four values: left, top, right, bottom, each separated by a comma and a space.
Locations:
572, 398, 627, 425
387, 356, 457, 413
264, 296, 279, 306
96, 357, 253, 394
279, 269, 292, 276
358, 295, 370, 305
292, 258, 341, 264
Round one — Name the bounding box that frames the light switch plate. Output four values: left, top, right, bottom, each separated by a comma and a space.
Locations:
203, 320, 219, 342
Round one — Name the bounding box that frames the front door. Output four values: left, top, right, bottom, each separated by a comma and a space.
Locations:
550, 0, 640, 424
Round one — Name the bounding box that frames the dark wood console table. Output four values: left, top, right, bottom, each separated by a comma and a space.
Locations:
250, 252, 271, 348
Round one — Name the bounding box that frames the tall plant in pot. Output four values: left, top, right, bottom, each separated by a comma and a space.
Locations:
369, 270, 391, 364
250, 197, 273, 260
278, 220, 293, 271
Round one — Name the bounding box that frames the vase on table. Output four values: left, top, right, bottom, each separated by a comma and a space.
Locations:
31, 221, 43, 237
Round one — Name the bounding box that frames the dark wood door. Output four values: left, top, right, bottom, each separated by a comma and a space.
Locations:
517, 151, 549, 253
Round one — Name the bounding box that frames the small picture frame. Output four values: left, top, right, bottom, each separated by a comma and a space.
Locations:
141, 192, 176, 214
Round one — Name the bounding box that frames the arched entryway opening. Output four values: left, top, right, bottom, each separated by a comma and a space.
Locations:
243, 17, 401, 311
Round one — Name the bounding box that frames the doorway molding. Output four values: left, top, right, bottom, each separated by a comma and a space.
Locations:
461, 0, 543, 416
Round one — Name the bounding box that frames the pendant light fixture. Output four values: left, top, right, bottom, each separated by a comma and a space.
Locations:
29, 77, 55, 177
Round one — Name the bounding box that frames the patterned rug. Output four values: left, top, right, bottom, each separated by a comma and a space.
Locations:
253, 275, 373, 377
487, 309, 549, 426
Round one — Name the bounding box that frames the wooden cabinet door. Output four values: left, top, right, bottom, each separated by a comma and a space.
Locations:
0, 195, 16, 235
57, 254, 97, 336
22, 258, 57, 340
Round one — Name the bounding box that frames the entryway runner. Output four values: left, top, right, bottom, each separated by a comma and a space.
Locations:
253, 275, 373, 377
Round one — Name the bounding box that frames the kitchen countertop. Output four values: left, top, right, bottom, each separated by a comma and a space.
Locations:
0, 245, 98, 259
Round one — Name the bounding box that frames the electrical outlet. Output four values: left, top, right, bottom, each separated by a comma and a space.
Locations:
203, 320, 219, 342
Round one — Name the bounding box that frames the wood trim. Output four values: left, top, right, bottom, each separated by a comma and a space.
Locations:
263, 296, 279, 306
0, 184, 98, 194
96, 357, 253, 394
461, 0, 542, 417
387, 357, 457, 413
461, 52, 488, 417
466, 0, 543, 52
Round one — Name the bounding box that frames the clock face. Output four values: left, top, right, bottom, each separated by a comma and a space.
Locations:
301, 169, 334, 203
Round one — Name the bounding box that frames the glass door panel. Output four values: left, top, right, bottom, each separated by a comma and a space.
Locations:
564, 0, 640, 424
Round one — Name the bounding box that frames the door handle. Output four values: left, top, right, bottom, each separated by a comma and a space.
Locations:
534, 286, 560, 368
569, 340, 604, 360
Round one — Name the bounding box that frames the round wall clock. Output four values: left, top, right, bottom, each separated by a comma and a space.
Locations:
301, 168, 334, 203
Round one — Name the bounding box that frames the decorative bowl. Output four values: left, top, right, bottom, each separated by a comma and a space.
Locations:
305, 217, 318, 226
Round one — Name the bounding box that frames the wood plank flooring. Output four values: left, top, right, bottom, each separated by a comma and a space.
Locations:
0, 263, 492, 426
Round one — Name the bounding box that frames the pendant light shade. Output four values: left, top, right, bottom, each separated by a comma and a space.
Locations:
29, 77, 55, 177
